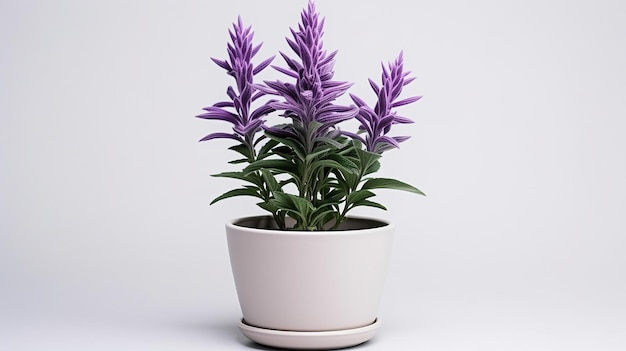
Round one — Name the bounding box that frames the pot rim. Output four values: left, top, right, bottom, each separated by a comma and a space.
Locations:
227, 215, 394, 236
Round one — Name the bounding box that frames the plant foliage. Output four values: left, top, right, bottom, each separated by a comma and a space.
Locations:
197, 1, 424, 230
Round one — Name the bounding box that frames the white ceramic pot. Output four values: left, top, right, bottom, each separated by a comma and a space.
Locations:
226, 216, 394, 348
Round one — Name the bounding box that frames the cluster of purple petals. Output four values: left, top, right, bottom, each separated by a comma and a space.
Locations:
347, 52, 422, 154
197, 17, 275, 144
198, 1, 421, 156
261, 1, 358, 141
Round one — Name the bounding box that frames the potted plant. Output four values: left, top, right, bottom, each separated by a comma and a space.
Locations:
197, 1, 424, 349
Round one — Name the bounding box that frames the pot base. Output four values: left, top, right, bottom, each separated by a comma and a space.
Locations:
238, 318, 380, 350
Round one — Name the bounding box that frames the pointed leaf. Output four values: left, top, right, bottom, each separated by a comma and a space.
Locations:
304, 147, 332, 164
368, 78, 380, 94
260, 169, 280, 192
312, 159, 358, 175
228, 158, 249, 164
288, 194, 315, 214
391, 96, 422, 107
211, 171, 263, 187
327, 153, 359, 172
346, 190, 376, 207
210, 57, 231, 71
361, 178, 425, 195
355, 200, 387, 211
271, 65, 299, 78
210, 187, 262, 205
349, 93, 367, 108
244, 159, 298, 177
258, 138, 279, 159
253, 55, 275, 75
228, 144, 252, 159
257, 200, 280, 214
199, 132, 239, 142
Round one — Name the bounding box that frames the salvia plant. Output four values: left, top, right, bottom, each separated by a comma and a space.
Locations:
197, 1, 424, 231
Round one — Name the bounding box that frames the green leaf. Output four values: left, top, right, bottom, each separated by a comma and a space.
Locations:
258, 139, 279, 159
355, 146, 381, 174
322, 189, 346, 204
228, 158, 249, 164
265, 133, 306, 161
210, 187, 262, 205
285, 193, 315, 215
332, 167, 357, 192
304, 147, 332, 164
270, 193, 316, 229
346, 190, 376, 206
293, 201, 314, 223
310, 208, 339, 229
354, 200, 387, 210
257, 199, 280, 214
311, 159, 359, 175
260, 169, 280, 192
212, 171, 263, 188
361, 178, 426, 195
228, 144, 252, 159
365, 160, 381, 175
243, 159, 298, 177
316, 136, 349, 149
327, 154, 359, 172
269, 192, 292, 209
306, 121, 323, 142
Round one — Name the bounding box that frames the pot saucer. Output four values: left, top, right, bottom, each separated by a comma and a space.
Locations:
238, 318, 380, 350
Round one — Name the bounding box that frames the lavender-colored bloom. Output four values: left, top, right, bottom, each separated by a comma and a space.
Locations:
261, 1, 357, 146
197, 17, 275, 147
196, 2, 424, 230
347, 52, 421, 154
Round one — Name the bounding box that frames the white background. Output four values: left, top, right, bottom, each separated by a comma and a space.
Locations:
1, 0, 625, 350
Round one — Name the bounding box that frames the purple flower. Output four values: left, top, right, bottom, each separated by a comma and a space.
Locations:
196, 1, 425, 230
347, 52, 421, 154
261, 1, 357, 146
197, 16, 275, 148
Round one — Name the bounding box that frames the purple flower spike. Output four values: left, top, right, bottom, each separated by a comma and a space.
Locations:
263, 1, 357, 143
196, 1, 425, 230
197, 16, 275, 147
349, 52, 422, 154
